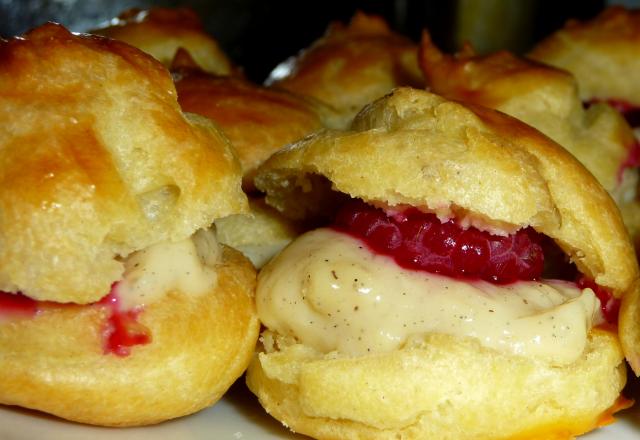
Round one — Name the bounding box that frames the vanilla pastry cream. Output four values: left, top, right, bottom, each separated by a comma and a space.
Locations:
116, 228, 221, 309
257, 229, 602, 366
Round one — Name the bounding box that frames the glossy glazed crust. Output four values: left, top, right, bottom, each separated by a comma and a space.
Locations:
247, 329, 625, 440
0, 246, 259, 427
528, 6, 640, 105
419, 32, 640, 242
173, 64, 327, 191
93, 7, 232, 75
0, 24, 247, 304
255, 88, 638, 298
266, 11, 424, 125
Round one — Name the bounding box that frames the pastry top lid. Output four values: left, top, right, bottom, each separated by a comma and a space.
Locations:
255, 88, 638, 296
529, 6, 640, 106
0, 23, 246, 304
266, 11, 423, 124
93, 7, 233, 75
419, 31, 636, 194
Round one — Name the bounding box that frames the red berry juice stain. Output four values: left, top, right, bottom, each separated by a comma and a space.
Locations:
99, 284, 151, 357
0, 286, 151, 356
0, 291, 38, 317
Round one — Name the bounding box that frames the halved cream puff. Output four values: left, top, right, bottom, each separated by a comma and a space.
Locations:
247, 88, 639, 439
0, 23, 258, 426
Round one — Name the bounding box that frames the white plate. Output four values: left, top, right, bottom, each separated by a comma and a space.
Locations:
1, 378, 639, 440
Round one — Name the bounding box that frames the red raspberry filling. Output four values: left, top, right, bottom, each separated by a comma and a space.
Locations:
0, 291, 38, 317
99, 284, 151, 357
333, 200, 544, 284
0, 286, 151, 357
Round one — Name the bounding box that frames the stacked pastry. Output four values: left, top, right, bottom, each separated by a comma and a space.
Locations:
418, 33, 640, 246
247, 88, 638, 439
0, 23, 258, 426
266, 11, 424, 126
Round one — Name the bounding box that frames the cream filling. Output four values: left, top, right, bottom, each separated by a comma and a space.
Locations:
257, 228, 602, 366
115, 228, 221, 309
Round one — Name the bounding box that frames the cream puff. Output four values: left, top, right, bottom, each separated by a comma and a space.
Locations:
528, 6, 640, 129
0, 23, 258, 426
266, 11, 424, 126
246, 88, 639, 439
93, 7, 233, 75
419, 32, 640, 246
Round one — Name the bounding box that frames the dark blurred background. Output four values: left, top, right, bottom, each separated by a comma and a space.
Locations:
0, 0, 637, 82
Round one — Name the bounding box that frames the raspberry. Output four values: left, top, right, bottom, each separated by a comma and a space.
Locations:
452, 229, 491, 277
333, 200, 544, 283
335, 201, 402, 252
100, 285, 151, 356
481, 229, 544, 283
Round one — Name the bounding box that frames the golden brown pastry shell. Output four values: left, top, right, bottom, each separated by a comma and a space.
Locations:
419, 32, 640, 243
94, 7, 232, 75
0, 24, 247, 304
529, 6, 640, 106
247, 329, 626, 440
266, 11, 423, 124
0, 246, 259, 427
173, 67, 327, 191
419, 31, 636, 195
